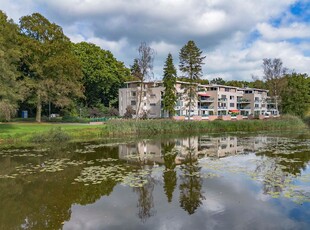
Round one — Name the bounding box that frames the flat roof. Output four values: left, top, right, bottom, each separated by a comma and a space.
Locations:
122, 81, 268, 92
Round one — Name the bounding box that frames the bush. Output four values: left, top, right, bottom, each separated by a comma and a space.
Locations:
30, 127, 71, 143
61, 115, 89, 123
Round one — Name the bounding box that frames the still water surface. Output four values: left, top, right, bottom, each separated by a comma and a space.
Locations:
1, 133, 310, 230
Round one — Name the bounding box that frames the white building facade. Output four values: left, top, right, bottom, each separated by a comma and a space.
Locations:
119, 81, 278, 118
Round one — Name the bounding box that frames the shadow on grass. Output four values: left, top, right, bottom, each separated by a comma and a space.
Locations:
0, 124, 17, 133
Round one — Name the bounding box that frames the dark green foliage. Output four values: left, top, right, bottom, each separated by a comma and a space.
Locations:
210, 77, 225, 85
163, 53, 177, 117
19, 13, 83, 122
162, 142, 177, 202
281, 73, 310, 118
179, 41, 205, 119
179, 145, 204, 214
30, 127, 71, 143
73, 42, 130, 108
131, 58, 142, 80
179, 41, 205, 81
0, 11, 21, 120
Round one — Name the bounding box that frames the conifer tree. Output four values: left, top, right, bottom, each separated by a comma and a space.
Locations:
163, 53, 177, 118
179, 41, 205, 119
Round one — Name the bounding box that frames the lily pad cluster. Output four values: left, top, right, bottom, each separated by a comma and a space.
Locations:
122, 169, 151, 188
0, 148, 48, 158
73, 164, 127, 185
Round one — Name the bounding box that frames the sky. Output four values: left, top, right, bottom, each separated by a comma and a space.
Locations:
1, 0, 310, 81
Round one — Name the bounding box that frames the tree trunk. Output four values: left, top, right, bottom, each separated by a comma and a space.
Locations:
36, 97, 42, 122
136, 85, 143, 121
188, 86, 192, 121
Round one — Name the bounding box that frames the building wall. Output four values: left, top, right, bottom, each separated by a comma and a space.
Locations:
119, 82, 164, 117
119, 81, 277, 118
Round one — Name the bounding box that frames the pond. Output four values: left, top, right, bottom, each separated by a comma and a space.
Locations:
0, 132, 310, 230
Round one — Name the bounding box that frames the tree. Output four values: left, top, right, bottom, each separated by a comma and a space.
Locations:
179, 139, 205, 214
281, 73, 310, 118
163, 53, 177, 118
132, 42, 155, 119
210, 77, 225, 85
19, 13, 83, 122
162, 142, 177, 202
0, 11, 21, 120
179, 40, 205, 119
73, 42, 130, 108
262, 58, 288, 113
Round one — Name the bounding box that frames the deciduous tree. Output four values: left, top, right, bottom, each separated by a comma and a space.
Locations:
0, 11, 21, 120
132, 42, 155, 119
19, 13, 83, 122
73, 42, 130, 108
262, 58, 288, 112
210, 77, 225, 85
281, 73, 310, 117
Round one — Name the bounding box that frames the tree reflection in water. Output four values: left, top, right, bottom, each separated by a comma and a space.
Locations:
179, 138, 205, 215
162, 141, 177, 203
133, 176, 156, 223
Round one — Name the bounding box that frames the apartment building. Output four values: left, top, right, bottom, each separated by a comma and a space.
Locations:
119, 81, 277, 118
119, 81, 164, 118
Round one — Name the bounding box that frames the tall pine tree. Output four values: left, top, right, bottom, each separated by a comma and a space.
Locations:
179, 41, 205, 119
163, 53, 177, 118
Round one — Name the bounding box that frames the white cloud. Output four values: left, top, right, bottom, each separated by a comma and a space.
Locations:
1, 0, 309, 81
257, 23, 310, 41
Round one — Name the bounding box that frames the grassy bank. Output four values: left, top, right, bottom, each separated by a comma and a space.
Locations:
0, 123, 103, 145
0, 115, 307, 146
104, 115, 306, 136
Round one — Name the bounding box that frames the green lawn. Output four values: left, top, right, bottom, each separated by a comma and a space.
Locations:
0, 122, 104, 144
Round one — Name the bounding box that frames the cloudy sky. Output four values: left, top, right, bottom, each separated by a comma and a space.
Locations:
1, 0, 310, 81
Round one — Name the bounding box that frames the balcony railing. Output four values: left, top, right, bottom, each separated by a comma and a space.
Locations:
218, 98, 227, 102
200, 97, 214, 102
237, 99, 251, 103
199, 106, 214, 110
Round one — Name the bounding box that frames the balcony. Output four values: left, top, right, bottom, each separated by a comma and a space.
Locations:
218, 98, 227, 102
200, 97, 214, 102
238, 106, 251, 110
218, 107, 227, 110
199, 106, 214, 110
237, 99, 251, 103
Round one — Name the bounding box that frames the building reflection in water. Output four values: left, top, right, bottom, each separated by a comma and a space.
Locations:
118, 135, 270, 164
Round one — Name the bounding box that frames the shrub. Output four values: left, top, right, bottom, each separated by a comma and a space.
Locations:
30, 127, 71, 143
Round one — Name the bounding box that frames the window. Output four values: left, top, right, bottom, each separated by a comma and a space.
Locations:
210, 87, 217, 91
150, 103, 156, 106
131, 91, 136, 97
230, 103, 235, 107
230, 96, 234, 100
131, 100, 136, 106
143, 92, 147, 96
150, 94, 156, 98
225, 88, 229, 92
255, 97, 259, 102
255, 104, 259, 108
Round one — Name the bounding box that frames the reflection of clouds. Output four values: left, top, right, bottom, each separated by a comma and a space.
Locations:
64, 135, 310, 229
201, 197, 225, 214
